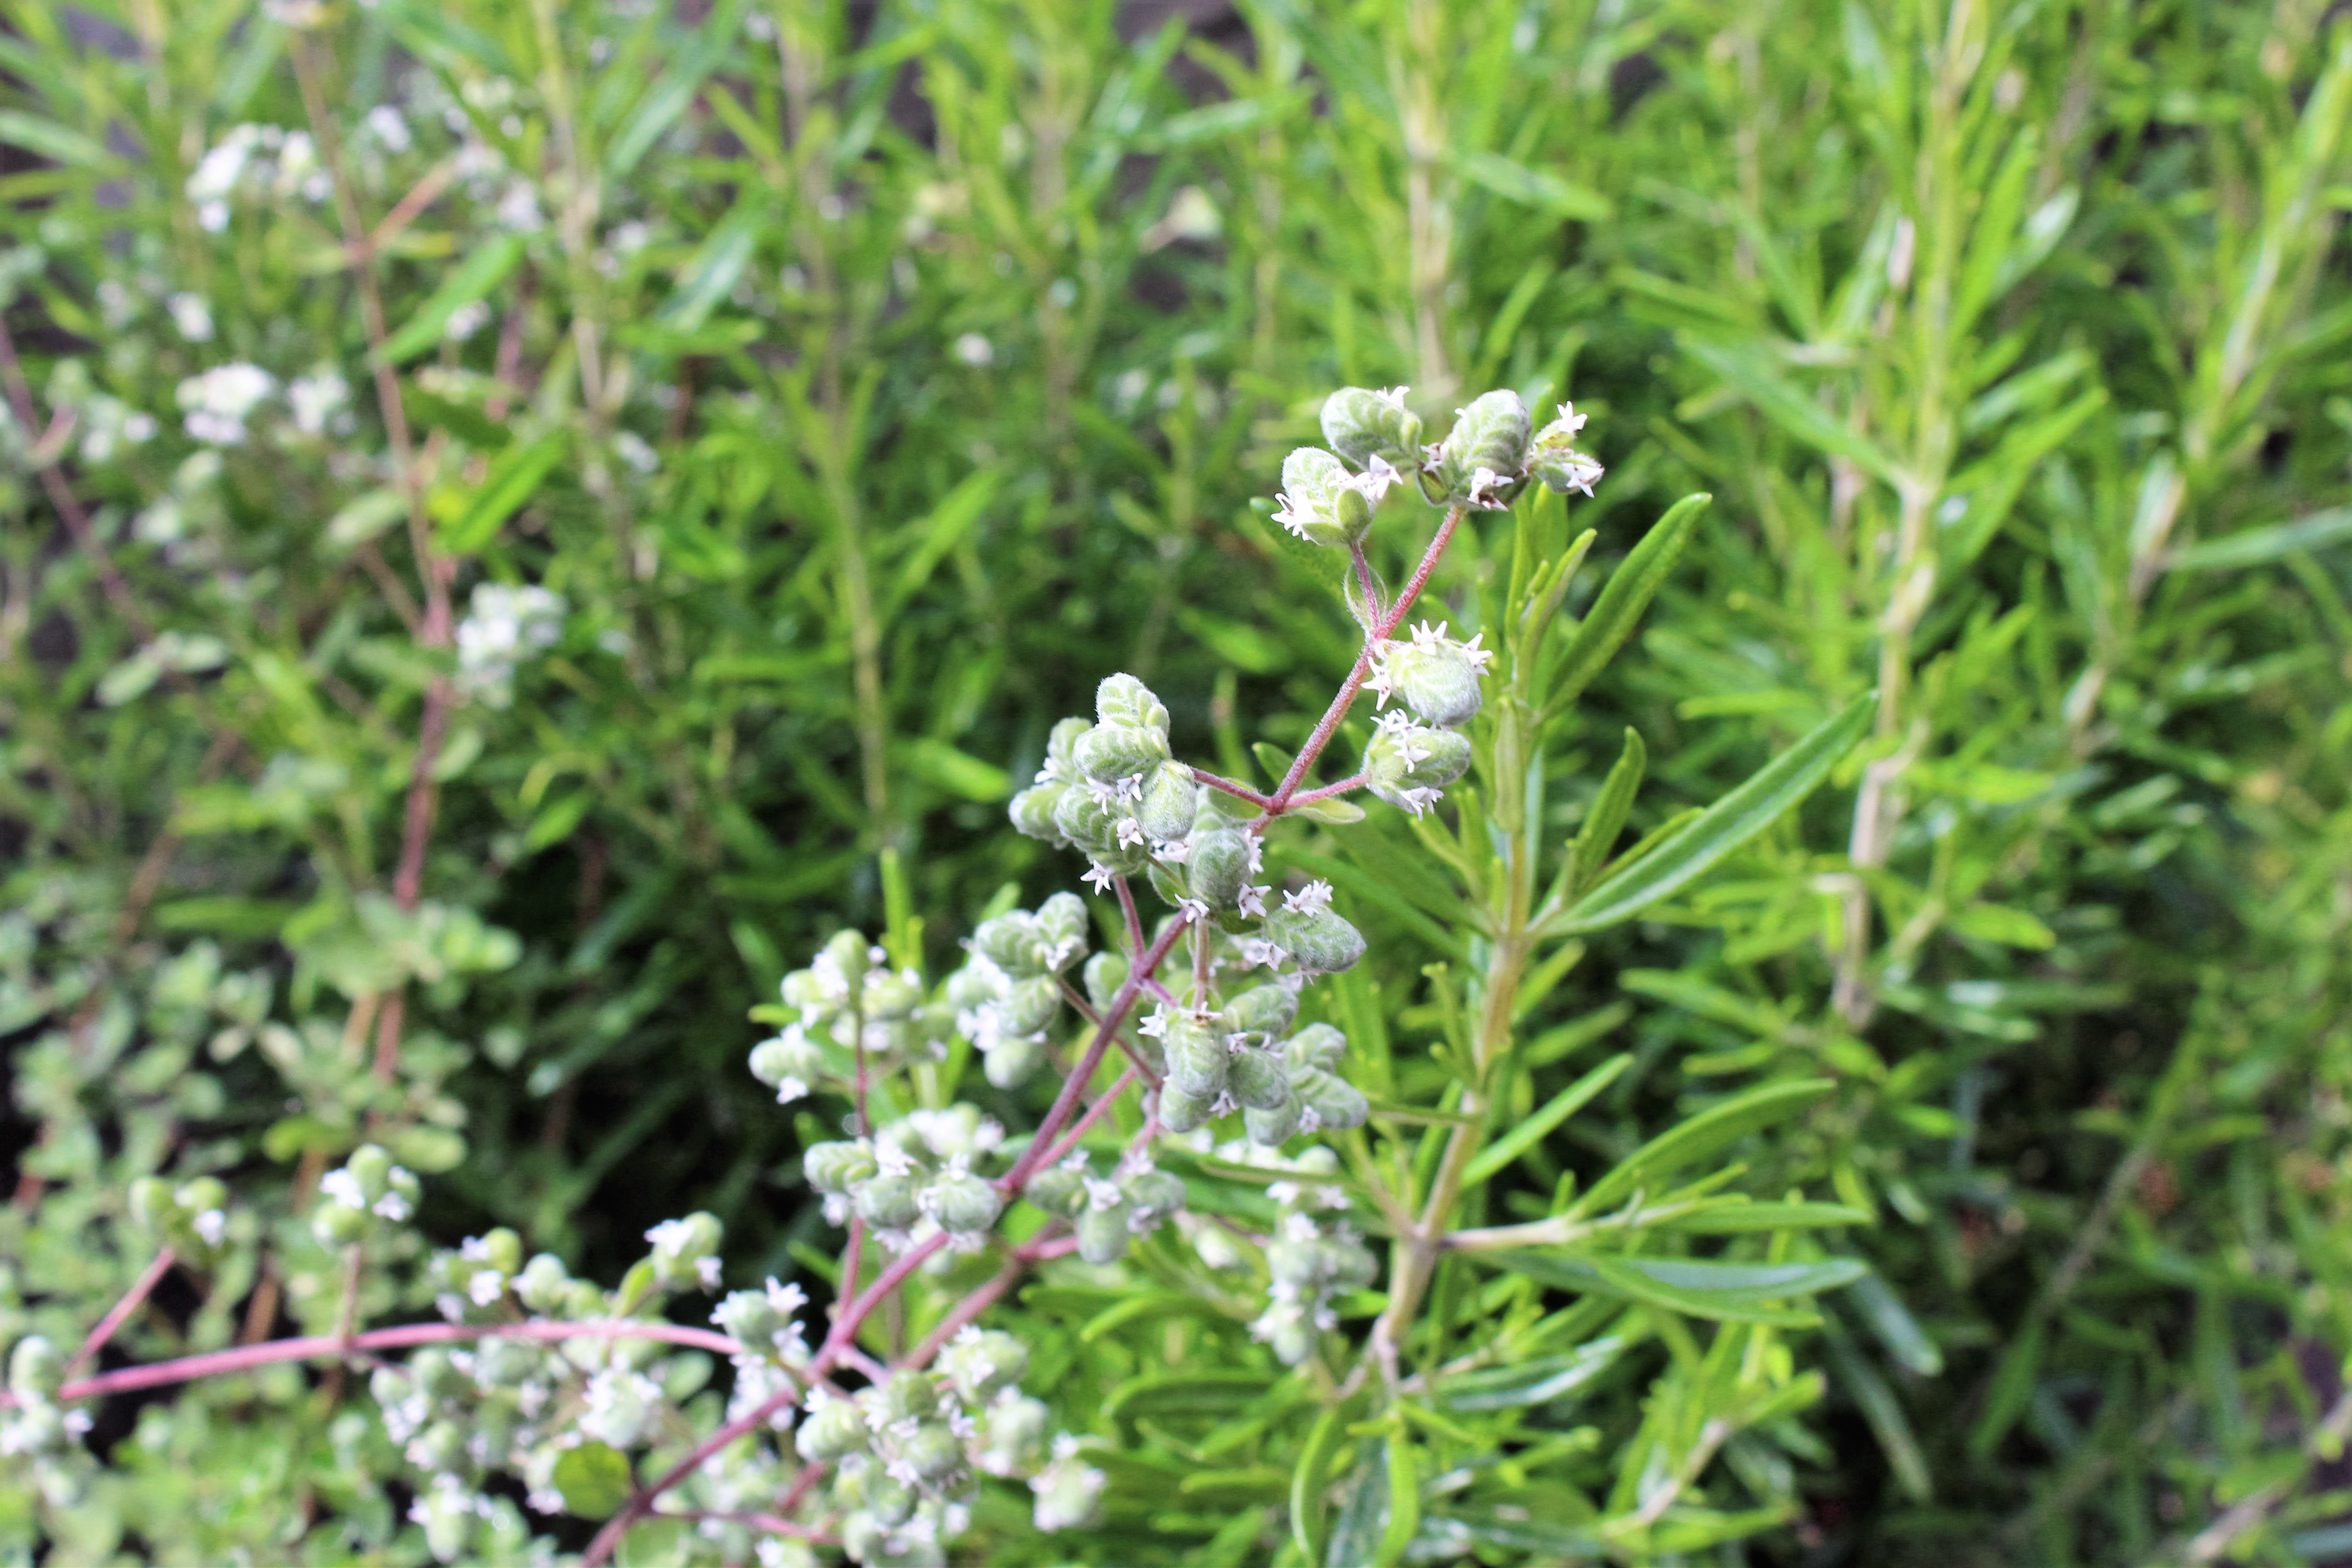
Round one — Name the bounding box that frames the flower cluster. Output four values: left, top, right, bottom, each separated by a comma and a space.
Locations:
453, 583, 566, 708
803, 1106, 1007, 1256
795, 1347, 1064, 1566
1, 1337, 91, 1480
1202, 1141, 1376, 1366
1140, 983, 1368, 1142
183, 124, 332, 232
312, 1143, 420, 1245
942, 894, 1091, 1087
1010, 673, 1200, 878
751, 930, 944, 1104
1023, 1153, 1187, 1264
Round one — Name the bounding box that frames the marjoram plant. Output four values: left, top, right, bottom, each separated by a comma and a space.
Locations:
5, 386, 1883, 1566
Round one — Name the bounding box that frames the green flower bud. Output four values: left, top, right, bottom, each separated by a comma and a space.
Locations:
1267, 1313, 1319, 1366
1082, 950, 1128, 1011
863, 966, 923, 1019
8, 1335, 62, 1401
977, 1389, 1050, 1476
997, 973, 1062, 1037
821, 930, 871, 985
1137, 759, 1199, 844
1330, 1234, 1380, 1292
1246, 1098, 1303, 1146
867, 1472, 918, 1528
749, 1027, 826, 1095
1095, 673, 1169, 736
1434, 389, 1532, 505
1073, 721, 1168, 784
1320, 386, 1424, 472
645, 1211, 723, 1290
1123, 1168, 1187, 1222
1023, 1165, 1086, 1219
974, 911, 1046, 975
417, 1479, 476, 1563
901, 1421, 964, 1481
1294, 1068, 1370, 1133
1075, 1199, 1131, 1265
312, 1198, 369, 1247
797, 1396, 871, 1461
1033, 1449, 1107, 1531
1266, 1237, 1323, 1289
346, 1143, 396, 1203
1187, 827, 1252, 908
1010, 780, 1071, 845
1364, 717, 1474, 814
127, 1176, 171, 1236
983, 1031, 1049, 1089
1051, 786, 1150, 873
1221, 984, 1297, 1041
1286, 1022, 1348, 1071
854, 1175, 923, 1230
942, 1329, 1030, 1403
1157, 1081, 1217, 1134
1036, 892, 1089, 967
514, 1253, 570, 1312
780, 967, 833, 1016
408, 1418, 470, 1475
474, 1227, 524, 1277
1529, 402, 1604, 496
1228, 1047, 1293, 1112
926, 1169, 1004, 1234
474, 1336, 541, 1388
1373, 627, 1489, 728
805, 1140, 878, 1194
1046, 715, 1090, 776
1263, 904, 1366, 975
876, 1368, 939, 1424
1161, 1012, 1228, 1097
1273, 446, 1374, 547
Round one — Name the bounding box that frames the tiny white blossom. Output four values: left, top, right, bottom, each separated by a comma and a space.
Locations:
1283, 880, 1334, 916
1082, 861, 1118, 893
167, 293, 214, 342
1237, 883, 1269, 918
953, 332, 993, 366
192, 1208, 228, 1246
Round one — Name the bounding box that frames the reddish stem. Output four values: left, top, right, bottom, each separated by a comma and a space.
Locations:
48, 1319, 743, 1405
1115, 874, 1146, 960
1038, 1067, 1141, 1172
1290, 774, 1370, 807
68, 1248, 175, 1375
1191, 769, 1273, 808
903, 1252, 1028, 1370
1267, 504, 1467, 814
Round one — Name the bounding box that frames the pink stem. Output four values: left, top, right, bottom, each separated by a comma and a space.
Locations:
1191, 769, 1273, 808
68, 1247, 175, 1375
1289, 774, 1370, 807
1267, 504, 1467, 814
50, 1319, 743, 1405
1115, 874, 1146, 960
1038, 1067, 1141, 1171
902, 1253, 1028, 1370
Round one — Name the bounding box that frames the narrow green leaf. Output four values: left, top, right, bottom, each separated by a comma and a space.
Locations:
1571, 1078, 1834, 1218
1457, 150, 1612, 220
1463, 1054, 1632, 1185
1549, 694, 1873, 934
1438, 1333, 1636, 1411
1968, 1317, 2046, 1457
0, 109, 111, 168
2172, 507, 2352, 571
604, 0, 747, 178
658, 204, 760, 330
374, 235, 524, 366
1293, 1403, 1350, 1563
1846, 1271, 1943, 1376
441, 432, 565, 553
1546, 494, 1710, 714
1488, 1252, 1864, 1324
898, 738, 1009, 802
1657, 1199, 1873, 1233
1682, 337, 1900, 483
1571, 729, 1645, 896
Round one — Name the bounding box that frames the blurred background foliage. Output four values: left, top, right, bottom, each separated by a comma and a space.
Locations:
1, 0, 2349, 1561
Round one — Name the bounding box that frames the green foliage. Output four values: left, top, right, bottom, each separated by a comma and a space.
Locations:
0, 0, 2349, 1564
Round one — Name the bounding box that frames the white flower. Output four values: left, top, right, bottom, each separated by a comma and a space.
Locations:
454, 583, 565, 706
319, 1168, 366, 1209
495, 180, 544, 233
286, 368, 348, 435
953, 332, 993, 366
372, 1189, 413, 1222
773, 1075, 809, 1105
444, 299, 491, 343
1395, 786, 1443, 817
168, 293, 214, 343
1115, 817, 1146, 849
192, 1208, 228, 1246
469, 1269, 506, 1307
175, 362, 275, 445
365, 105, 412, 153
1137, 1008, 1169, 1039
1236, 883, 1269, 919
1082, 862, 1117, 893
1271, 490, 1311, 540
1176, 897, 1209, 924
1282, 880, 1334, 916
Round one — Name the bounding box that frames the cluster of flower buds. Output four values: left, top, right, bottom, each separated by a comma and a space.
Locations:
1011, 675, 1200, 881
312, 1143, 419, 1245
803, 1105, 1007, 1256
1140, 977, 1368, 1145
712, 1276, 813, 1431
1211, 1146, 1378, 1366
1359, 616, 1494, 816
1022, 1153, 1187, 1264
942, 894, 1090, 1087
1, 1335, 91, 1480
126, 1171, 236, 1259
751, 931, 943, 1105
1310, 385, 1605, 519
794, 1346, 1055, 1568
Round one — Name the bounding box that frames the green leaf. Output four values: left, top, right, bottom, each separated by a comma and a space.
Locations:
553, 1441, 633, 1518
1546, 494, 1710, 714
1946, 901, 2057, 949
1547, 694, 1873, 934
658, 203, 761, 331
1572, 1077, 1835, 1218
1438, 1333, 1636, 1411
1462, 1054, 1631, 1185
1968, 1317, 2046, 1458
1490, 1252, 1865, 1324
0, 109, 111, 168
2172, 507, 2352, 571
899, 737, 1010, 802
1290, 795, 1367, 824
1847, 1271, 1943, 1376
373, 235, 524, 366
1457, 150, 1612, 220
1682, 337, 1901, 484
1656, 1199, 1874, 1233
604, 0, 747, 177
440, 432, 566, 553
1571, 729, 1645, 894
